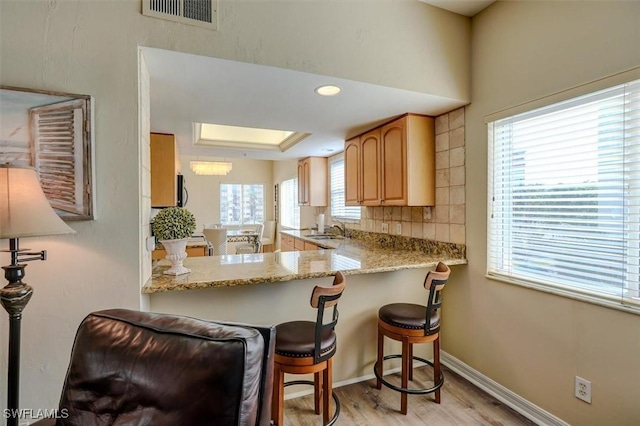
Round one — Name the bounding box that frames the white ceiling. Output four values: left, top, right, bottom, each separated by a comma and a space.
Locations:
144, 47, 468, 161
420, 0, 495, 17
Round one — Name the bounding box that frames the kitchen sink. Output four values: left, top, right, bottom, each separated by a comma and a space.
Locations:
307, 234, 343, 240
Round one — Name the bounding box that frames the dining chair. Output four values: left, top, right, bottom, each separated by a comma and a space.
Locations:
203, 227, 228, 255
260, 221, 276, 252
236, 223, 264, 254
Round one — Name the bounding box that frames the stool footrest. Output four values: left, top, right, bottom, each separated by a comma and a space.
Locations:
373, 354, 444, 395
283, 380, 341, 426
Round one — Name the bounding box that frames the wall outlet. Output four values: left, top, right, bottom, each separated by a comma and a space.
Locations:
381, 222, 389, 233
575, 376, 592, 403
396, 223, 402, 235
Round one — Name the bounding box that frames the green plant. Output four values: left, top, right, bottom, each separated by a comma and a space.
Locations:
152, 207, 196, 240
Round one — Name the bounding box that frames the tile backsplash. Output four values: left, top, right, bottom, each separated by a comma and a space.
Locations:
321, 107, 466, 245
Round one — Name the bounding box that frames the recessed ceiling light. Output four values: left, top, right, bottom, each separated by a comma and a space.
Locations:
315, 85, 341, 96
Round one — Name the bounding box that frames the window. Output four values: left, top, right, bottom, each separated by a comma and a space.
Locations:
280, 177, 300, 228
330, 159, 361, 220
220, 183, 264, 226
488, 78, 640, 309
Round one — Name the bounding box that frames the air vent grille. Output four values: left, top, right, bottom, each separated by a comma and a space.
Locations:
184, 0, 212, 23
143, 0, 217, 30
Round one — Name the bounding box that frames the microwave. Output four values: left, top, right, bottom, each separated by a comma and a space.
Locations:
177, 174, 188, 207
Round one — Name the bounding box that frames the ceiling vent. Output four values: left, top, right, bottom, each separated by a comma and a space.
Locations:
142, 0, 218, 30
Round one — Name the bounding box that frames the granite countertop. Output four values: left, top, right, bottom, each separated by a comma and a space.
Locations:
143, 230, 467, 294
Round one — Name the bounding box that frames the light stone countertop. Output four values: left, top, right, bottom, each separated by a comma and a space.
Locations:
143, 230, 467, 294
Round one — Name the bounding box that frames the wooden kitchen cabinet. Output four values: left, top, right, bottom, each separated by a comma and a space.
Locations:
294, 237, 305, 251
151, 132, 179, 207
281, 234, 295, 252
280, 233, 322, 251
344, 114, 435, 206
152, 245, 206, 260
344, 137, 361, 206
297, 157, 327, 206
303, 241, 319, 251
344, 130, 381, 206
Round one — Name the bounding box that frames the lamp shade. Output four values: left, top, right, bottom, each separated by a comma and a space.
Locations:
0, 164, 75, 239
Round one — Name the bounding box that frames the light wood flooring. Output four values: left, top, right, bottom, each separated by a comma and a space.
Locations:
283, 365, 537, 425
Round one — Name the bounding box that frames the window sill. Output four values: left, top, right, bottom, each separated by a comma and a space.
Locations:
485, 274, 640, 316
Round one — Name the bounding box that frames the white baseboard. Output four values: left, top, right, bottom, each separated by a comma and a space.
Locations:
285, 352, 568, 426
441, 351, 569, 426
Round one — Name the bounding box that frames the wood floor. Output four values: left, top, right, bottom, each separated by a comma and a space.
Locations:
282, 364, 537, 425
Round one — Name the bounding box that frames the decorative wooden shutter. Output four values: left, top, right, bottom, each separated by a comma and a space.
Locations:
29, 99, 89, 217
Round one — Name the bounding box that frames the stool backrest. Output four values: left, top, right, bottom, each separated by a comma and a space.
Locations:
422, 262, 451, 336
254, 223, 264, 238
204, 228, 228, 255
261, 220, 276, 240
309, 271, 346, 363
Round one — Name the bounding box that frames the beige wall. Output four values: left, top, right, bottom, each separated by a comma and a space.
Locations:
178, 155, 274, 232
0, 0, 470, 413
456, 2, 640, 425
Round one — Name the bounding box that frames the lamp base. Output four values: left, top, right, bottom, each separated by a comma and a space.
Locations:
1, 265, 33, 317
1, 264, 32, 426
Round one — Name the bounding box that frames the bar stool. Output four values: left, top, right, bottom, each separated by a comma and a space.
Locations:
374, 262, 451, 414
271, 271, 346, 426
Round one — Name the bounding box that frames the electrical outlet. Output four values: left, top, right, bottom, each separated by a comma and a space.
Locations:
381, 222, 389, 233
575, 376, 592, 403
396, 223, 402, 235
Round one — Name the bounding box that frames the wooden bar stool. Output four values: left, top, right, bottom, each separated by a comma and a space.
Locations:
374, 262, 451, 414
271, 271, 346, 426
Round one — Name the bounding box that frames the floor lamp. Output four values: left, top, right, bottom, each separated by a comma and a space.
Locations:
0, 164, 75, 426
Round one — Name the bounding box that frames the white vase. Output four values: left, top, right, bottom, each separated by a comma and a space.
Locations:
160, 238, 191, 276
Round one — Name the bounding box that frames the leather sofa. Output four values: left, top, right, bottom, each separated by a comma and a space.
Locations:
32, 309, 275, 426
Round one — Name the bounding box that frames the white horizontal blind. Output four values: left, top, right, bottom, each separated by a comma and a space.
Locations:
280, 177, 300, 229
330, 159, 361, 220
488, 78, 640, 307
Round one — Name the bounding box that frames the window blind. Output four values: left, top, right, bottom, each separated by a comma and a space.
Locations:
280, 177, 300, 229
330, 159, 361, 220
488, 78, 640, 307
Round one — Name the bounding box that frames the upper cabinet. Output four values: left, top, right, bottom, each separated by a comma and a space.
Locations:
150, 132, 178, 207
345, 114, 435, 207
298, 156, 327, 206
344, 137, 361, 205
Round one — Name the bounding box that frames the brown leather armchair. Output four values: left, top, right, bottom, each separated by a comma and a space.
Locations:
32, 309, 275, 426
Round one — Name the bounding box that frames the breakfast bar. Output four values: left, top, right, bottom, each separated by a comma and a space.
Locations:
145, 231, 466, 394
144, 230, 466, 293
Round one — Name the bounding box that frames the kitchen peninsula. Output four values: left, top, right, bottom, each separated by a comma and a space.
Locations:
145, 231, 466, 391
144, 230, 466, 293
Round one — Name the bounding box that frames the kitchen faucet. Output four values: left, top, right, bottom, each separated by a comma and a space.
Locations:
331, 220, 348, 237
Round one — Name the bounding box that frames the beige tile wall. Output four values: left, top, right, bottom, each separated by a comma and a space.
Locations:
334, 107, 466, 245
